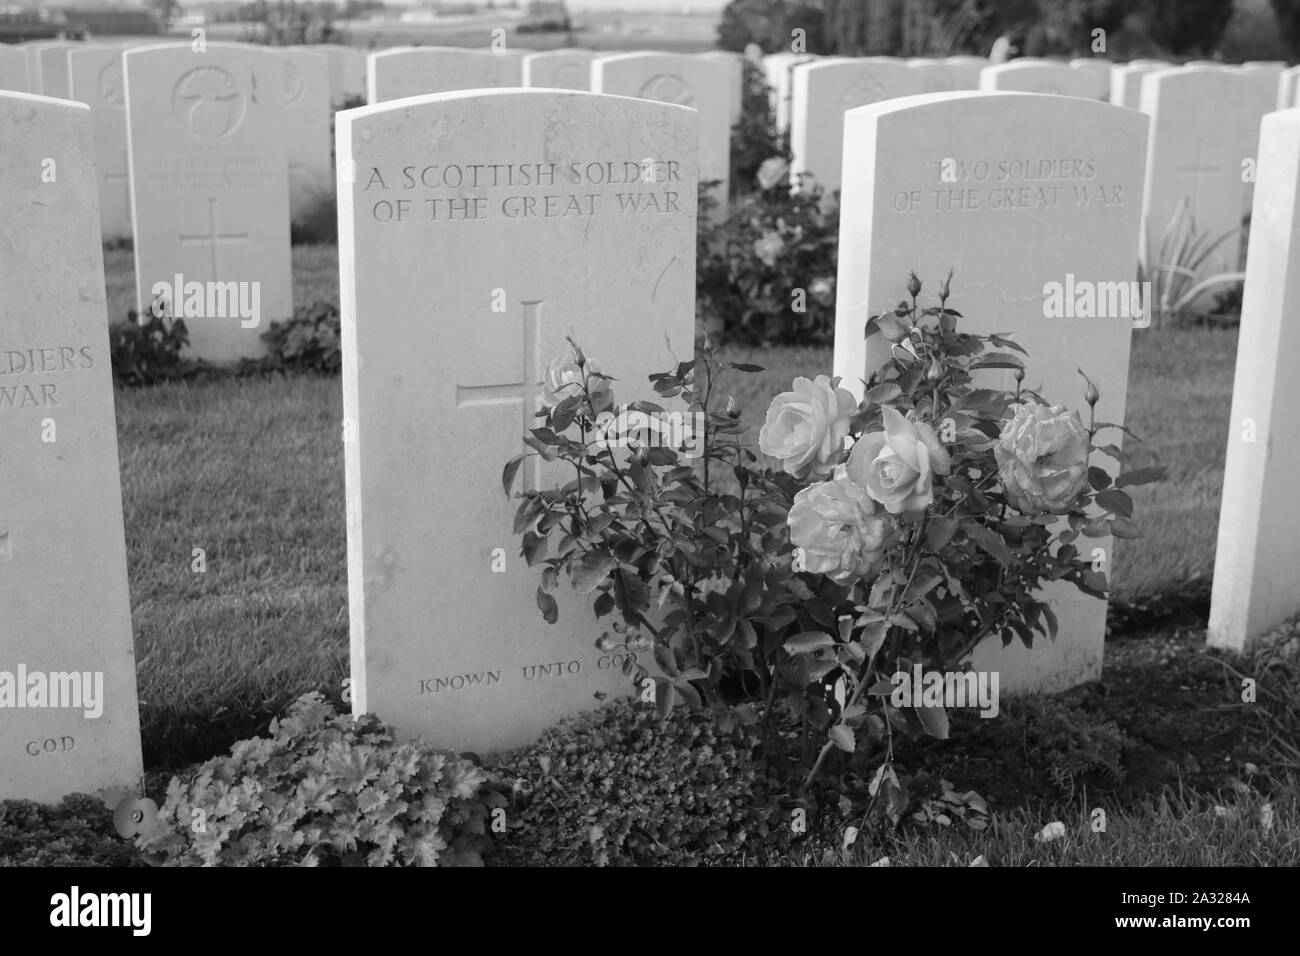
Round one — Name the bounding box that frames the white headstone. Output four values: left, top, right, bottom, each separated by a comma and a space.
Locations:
764, 51, 814, 133
124, 43, 292, 362
1278, 65, 1300, 109
1110, 62, 1167, 109
337, 89, 696, 752
521, 49, 596, 90
1235, 67, 1282, 214
68, 46, 132, 242
699, 50, 744, 124
310, 44, 367, 105
278, 49, 334, 224
0, 91, 144, 803
38, 42, 77, 99
1209, 109, 1300, 650
1139, 68, 1251, 270
941, 56, 988, 89
791, 59, 920, 193
0, 44, 28, 92
592, 53, 730, 209
1068, 58, 1112, 99
833, 92, 1148, 691
367, 47, 522, 103
980, 61, 1101, 98
907, 59, 975, 93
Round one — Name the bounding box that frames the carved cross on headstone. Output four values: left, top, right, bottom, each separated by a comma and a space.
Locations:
1175, 138, 1223, 181
455, 299, 546, 492
179, 197, 249, 278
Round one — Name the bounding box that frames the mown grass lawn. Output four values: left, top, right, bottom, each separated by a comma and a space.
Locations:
109, 246, 1239, 768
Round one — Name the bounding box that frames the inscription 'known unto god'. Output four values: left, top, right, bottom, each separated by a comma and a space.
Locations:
417, 654, 636, 695
0, 345, 96, 411
361, 159, 686, 222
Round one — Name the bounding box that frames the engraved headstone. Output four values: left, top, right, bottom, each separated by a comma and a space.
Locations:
68, 45, 132, 242
1209, 110, 1300, 649
0, 91, 144, 803
833, 92, 1148, 691
124, 43, 292, 363
337, 90, 696, 751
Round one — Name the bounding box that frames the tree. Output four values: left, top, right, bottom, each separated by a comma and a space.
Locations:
1141, 0, 1235, 54
1269, 0, 1300, 57
717, 0, 828, 53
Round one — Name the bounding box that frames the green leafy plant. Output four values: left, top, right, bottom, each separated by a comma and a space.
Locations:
259, 301, 342, 373
0, 794, 146, 867
1139, 196, 1245, 328
697, 160, 839, 346
493, 697, 789, 866
136, 693, 500, 866
108, 310, 198, 386
504, 275, 1164, 806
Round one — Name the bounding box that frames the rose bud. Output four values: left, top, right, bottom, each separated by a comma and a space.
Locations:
1084, 379, 1100, 407
907, 272, 922, 298
725, 396, 741, 418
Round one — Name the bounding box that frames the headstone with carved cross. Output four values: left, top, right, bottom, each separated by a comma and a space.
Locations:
592, 53, 731, 216
123, 43, 292, 363
336, 89, 696, 752
68, 45, 133, 242
1139, 67, 1252, 272
0, 91, 144, 803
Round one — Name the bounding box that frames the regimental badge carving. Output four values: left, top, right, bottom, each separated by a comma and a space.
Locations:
283, 60, 304, 105
842, 74, 888, 110
638, 73, 694, 106
172, 66, 247, 140
98, 61, 123, 105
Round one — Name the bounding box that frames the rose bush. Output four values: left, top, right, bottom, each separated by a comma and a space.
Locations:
504, 276, 1165, 806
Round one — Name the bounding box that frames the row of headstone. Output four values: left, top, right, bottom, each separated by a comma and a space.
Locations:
6, 77, 1298, 805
